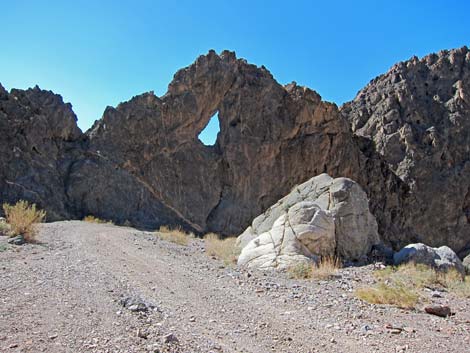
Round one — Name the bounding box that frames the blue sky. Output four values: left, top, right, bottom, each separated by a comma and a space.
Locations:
1, 1, 469, 144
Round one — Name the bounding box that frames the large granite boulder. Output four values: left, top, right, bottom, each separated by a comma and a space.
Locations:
394, 243, 465, 275
342, 46, 470, 256
238, 201, 336, 269
237, 174, 380, 269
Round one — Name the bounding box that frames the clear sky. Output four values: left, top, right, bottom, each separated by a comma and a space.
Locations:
1, 1, 469, 144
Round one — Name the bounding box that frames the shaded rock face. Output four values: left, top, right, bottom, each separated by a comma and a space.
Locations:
463, 254, 470, 274
0, 84, 193, 229
0, 85, 82, 220
237, 174, 380, 269
342, 47, 470, 256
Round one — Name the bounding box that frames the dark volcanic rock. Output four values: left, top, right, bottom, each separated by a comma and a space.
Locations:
87, 50, 402, 237
0, 84, 82, 220
342, 46, 470, 256
1, 47, 468, 256
0, 84, 192, 229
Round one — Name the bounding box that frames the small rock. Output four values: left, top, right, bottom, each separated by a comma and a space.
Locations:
137, 329, 148, 339
7, 235, 25, 245
120, 296, 153, 312
403, 327, 416, 333
163, 333, 178, 344
425, 305, 451, 317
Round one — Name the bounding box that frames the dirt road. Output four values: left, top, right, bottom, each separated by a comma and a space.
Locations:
1, 221, 469, 352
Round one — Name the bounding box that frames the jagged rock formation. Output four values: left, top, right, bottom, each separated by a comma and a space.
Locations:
0, 47, 469, 257
237, 174, 379, 269
87, 50, 400, 236
342, 46, 470, 256
0, 84, 191, 229
0, 84, 82, 220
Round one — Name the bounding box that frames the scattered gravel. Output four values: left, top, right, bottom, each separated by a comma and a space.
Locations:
1, 221, 469, 352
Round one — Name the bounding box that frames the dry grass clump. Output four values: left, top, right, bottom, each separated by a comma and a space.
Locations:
204, 233, 240, 265
356, 262, 470, 308
288, 256, 341, 280
356, 283, 419, 309
83, 215, 114, 224
2, 200, 46, 242
157, 225, 192, 246
312, 256, 342, 280
375, 262, 465, 289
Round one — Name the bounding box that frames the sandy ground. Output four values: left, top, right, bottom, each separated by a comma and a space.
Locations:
1, 221, 469, 352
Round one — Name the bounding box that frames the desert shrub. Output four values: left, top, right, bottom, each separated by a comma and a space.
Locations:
83, 215, 113, 224
356, 283, 419, 309
204, 233, 240, 265
157, 225, 192, 246
3, 200, 46, 242
288, 256, 341, 280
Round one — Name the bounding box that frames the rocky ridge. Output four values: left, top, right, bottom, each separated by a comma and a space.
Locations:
1, 47, 469, 256
342, 46, 470, 256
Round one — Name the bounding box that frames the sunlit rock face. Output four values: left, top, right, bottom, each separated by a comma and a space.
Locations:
342, 46, 470, 256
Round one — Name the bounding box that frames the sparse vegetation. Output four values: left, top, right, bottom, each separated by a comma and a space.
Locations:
157, 225, 192, 246
288, 256, 341, 280
2, 200, 46, 242
83, 215, 114, 224
288, 261, 313, 279
0, 244, 8, 252
0, 220, 11, 236
356, 263, 470, 308
356, 282, 419, 309
204, 233, 240, 265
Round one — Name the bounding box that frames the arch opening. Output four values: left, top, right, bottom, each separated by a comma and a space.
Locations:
198, 111, 220, 146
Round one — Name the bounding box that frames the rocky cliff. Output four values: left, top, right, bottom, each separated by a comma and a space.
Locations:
0, 84, 191, 229
1, 47, 468, 256
342, 46, 470, 256
87, 50, 401, 237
